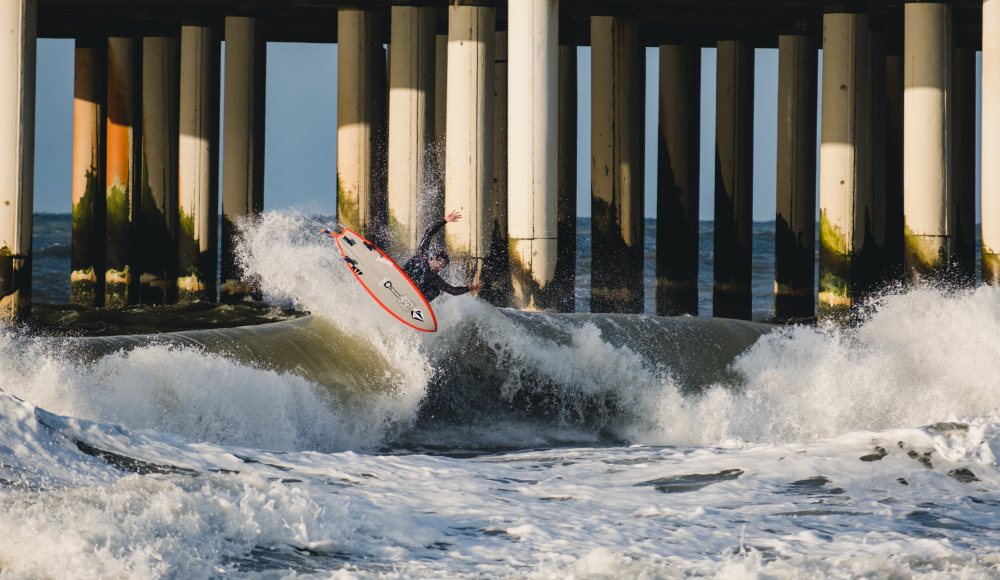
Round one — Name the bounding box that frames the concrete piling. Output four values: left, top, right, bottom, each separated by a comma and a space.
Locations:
508, 0, 559, 310
71, 39, 106, 308
656, 44, 701, 317
444, 3, 495, 285
590, 15, 644, 314
985, 0, 1000, 284
0, 0, 35, 321
337, 9, 385, 240
139, 36, 179, 305
484, 27, 511, 306
387, 5, 436, 260
221, 17, 266, 303
902, 2, 953, 279
774, 34, 817, 321
177, 25, 219, 302
433, 32, 448, 188
884, 52, 905, 286
952, 46, 976, 284
9, 2, 1000, 322
818, 12, 872, 318
712, 39, 754, 320
105, 37, 139, 308
554, 45, 577, 313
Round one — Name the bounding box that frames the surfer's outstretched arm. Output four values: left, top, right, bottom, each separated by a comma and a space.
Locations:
433, 274, 484, 296
414, 210, 461, 256
414, 219, 446, 256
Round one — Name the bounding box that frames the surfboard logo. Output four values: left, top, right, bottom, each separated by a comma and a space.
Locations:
410, 309, 425, 322
382, 279, 414, 310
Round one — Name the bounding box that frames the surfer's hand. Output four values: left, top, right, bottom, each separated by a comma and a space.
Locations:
446, 210, 462, 223
468, 282, 484, 292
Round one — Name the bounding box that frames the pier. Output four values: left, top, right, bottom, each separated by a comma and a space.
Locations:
0, 0, 993, 321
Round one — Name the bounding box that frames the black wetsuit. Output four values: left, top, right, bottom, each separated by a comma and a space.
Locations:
401, 219, 472, 301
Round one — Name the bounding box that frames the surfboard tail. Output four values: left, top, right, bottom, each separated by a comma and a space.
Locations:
320, 224, 346, 237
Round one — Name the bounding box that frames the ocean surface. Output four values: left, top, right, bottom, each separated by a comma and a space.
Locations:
3, 211, 1000, 578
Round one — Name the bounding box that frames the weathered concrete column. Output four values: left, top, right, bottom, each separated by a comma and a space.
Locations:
818, 13, 872, 318
221, 17, 266, 303
656, 44, 701, 316
952, 46, 976, 283
444, 3, 495, 284
590, 16, 644, 313
105, 37, 139, 308
865, 27, 889, 293
178, 25, 220, 302
903, 2, 952, 279
985, 0, 1000, 283
884, 52, 905, 284
387, 5, 436, 259
338, 9, 385, 240
484, 27, 511, 305
433, 33, 448, 182
71, 40, 106, 307
774, 34, 817, 321
554, 45, 577, 313
0, 0, 35, 320
713, 39, 754, 320
507, 0, 558, 310
139, 36, 179, 305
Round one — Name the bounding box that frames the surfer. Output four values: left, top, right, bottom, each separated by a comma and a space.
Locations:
402, 210, 484, 301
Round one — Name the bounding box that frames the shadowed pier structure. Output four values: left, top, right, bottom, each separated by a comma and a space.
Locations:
0, 0, 992, 324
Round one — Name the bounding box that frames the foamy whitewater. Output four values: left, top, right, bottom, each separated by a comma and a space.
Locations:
3, 211, 1000, 578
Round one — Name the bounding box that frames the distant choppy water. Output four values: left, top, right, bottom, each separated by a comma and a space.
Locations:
3, 210, 1000, 578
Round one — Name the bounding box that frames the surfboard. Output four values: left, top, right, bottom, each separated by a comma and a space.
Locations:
322, 226, 437, 332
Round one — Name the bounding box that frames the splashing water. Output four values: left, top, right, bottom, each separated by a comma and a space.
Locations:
3, 211, 1000, 577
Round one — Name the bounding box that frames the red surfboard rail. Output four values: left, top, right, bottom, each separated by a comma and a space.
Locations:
322, 227, 438, 332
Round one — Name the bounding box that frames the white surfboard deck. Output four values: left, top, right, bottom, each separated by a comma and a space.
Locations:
324, 227, 437, 332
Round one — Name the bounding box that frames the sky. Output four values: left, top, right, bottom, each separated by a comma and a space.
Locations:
32, 39, 982, 221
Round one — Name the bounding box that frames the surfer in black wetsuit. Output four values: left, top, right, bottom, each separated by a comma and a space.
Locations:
402, 210, 484, 301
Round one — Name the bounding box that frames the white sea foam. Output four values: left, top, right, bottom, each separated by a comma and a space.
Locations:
4, 211, 1000, 577
5, 391, 999, 578
635, 285, 1000, 446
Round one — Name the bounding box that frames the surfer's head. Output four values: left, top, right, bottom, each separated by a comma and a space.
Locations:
429, 251, 450, 273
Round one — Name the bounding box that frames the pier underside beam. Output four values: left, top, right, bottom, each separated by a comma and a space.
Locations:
177, 25, 219, 302
818, 12, 872, 318
139, 35, 179, 305
712, 39, 754, 320
774, 34, 817, 321
508, 0, 558, 310
221, 16, 266, 303
71, 39, 106, 308
903, 2, 953, 279
590, 15, 643, 314
444, 3, 495, 285
656, 44, 701, 317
